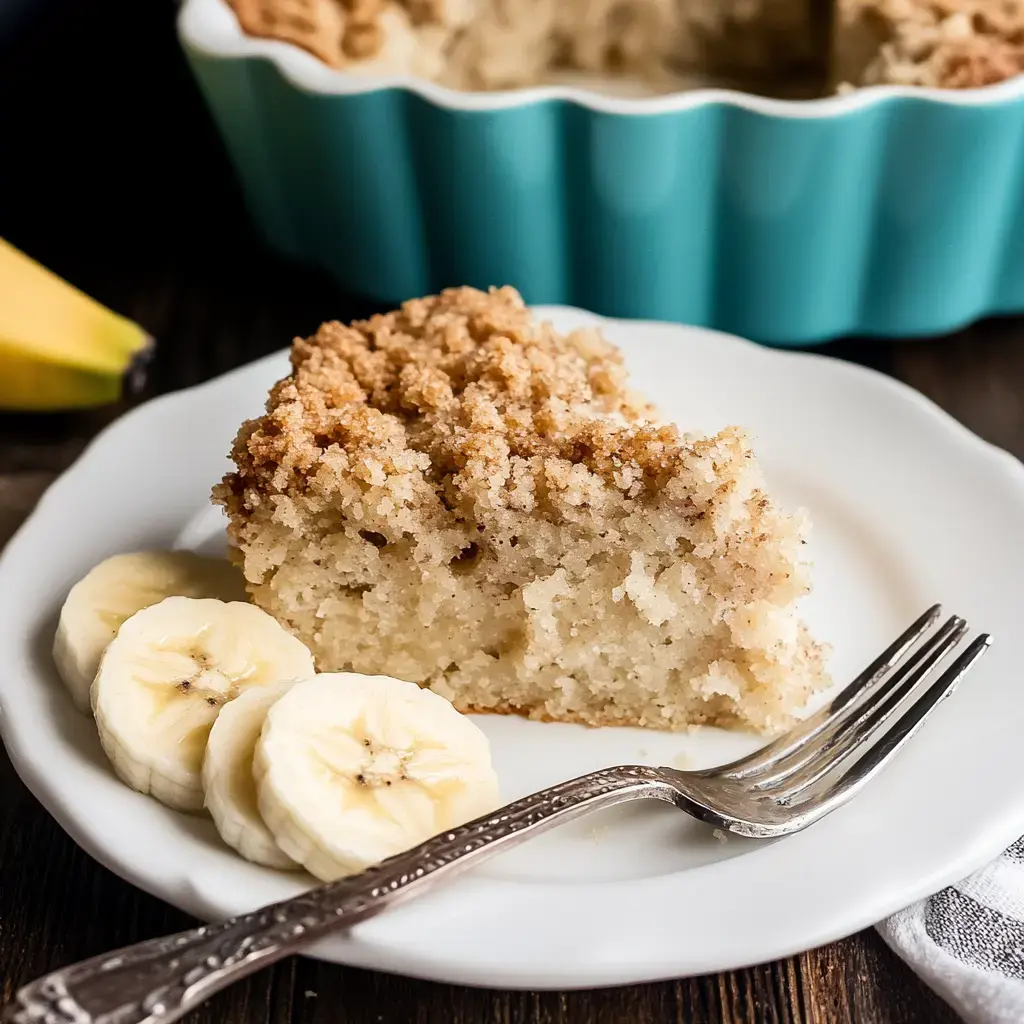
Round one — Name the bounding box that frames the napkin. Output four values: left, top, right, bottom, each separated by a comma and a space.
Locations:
878, 836, 1024, 1024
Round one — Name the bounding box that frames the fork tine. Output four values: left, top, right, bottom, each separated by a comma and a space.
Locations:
720, 604, 942, 780
792, 634, 991, 826
753, 616, 967, 793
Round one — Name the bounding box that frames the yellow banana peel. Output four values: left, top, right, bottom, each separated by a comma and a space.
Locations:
0, 238, 153, 411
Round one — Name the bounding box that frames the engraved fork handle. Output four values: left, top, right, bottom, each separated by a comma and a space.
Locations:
4, 765, 676, 1024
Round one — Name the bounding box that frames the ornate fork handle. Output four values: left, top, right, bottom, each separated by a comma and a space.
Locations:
4, 765, 677, 1024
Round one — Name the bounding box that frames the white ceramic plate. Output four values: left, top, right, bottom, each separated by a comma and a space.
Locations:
1, 310, 1023, 990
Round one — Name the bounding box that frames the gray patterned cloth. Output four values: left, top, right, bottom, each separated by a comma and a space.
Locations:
878, 837, 1024, 1024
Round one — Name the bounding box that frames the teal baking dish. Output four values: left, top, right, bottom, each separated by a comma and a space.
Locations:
179, 0, 1024, 345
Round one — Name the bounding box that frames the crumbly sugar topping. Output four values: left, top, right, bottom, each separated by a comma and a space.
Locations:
846, 0, 1024, 88
229, 0, 445, 66
228, 0, 1024, 92
218, 286, 751, 523
228, 0, 829, 92
230, 0, 1024, 91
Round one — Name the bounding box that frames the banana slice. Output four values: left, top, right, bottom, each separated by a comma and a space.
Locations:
54, 550, 248, 713
93, 596, 315, 813
255, 673, 501, 881
203, 681, 299, 869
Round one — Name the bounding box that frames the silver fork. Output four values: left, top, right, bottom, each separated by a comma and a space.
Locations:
3, 605, 989, 1024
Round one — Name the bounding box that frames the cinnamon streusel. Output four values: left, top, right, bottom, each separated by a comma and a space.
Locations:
834, 0, 1024, 89
226, 0, 1024, 93
215, 286, 829, 733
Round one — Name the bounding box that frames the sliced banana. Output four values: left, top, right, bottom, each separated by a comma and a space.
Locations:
54, 550, 248, 712
93, 596, 315, 813
255, 673, 501, 881
203, 681, 299, 869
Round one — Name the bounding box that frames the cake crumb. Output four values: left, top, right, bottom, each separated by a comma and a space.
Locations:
226, 0, 825, 93
839, 0, 1024, 89
217, 286, 829, 734
227, 0, 1024, 94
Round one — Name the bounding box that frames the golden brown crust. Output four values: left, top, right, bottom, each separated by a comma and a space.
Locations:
226, 0, 443, 66
940, 33, 1024, 87
229, 0, 348, 66
229, 0, 1024, 91
450, 699, 738, 730
841, 0, 1024, 89
217, 286, 734, 526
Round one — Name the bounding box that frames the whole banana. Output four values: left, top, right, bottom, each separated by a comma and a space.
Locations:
0, 237, 153, 410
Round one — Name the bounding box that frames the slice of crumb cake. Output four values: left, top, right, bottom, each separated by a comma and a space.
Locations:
215, 286, 828, 733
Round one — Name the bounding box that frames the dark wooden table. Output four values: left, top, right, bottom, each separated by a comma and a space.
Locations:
2, 3, 1022, 1021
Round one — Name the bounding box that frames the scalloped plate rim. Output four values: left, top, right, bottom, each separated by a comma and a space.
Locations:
1, 309, 1023, 988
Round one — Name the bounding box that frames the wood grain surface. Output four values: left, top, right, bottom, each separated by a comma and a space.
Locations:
1, 2, 1020, 1020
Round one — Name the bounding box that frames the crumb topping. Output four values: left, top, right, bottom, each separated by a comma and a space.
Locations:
226, 0, 833, 93
218, 286, 743, 522
230, 0, 1024, 92
229, 0, 443, 67
848, 0, 1024, 88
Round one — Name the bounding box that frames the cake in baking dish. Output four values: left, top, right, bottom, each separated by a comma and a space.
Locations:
834, 0, 1024, 89
226, 0, 1024, 93
215, 286, 829, 733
